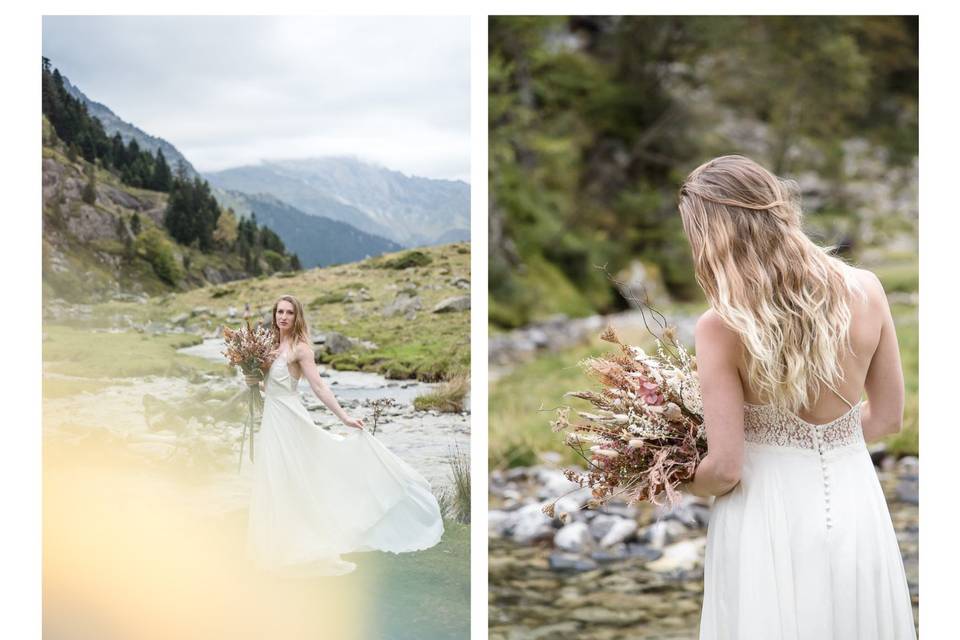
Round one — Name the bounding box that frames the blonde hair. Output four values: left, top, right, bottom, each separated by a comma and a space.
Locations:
270, 294, 311, 349
678, 155, 861, 412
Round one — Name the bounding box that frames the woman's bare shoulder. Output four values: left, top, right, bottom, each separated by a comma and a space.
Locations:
293, 340, 315, 360
844, 264, 887, 308
695, 308, 741, 351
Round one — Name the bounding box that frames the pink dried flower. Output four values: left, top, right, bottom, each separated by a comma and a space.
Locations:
552, 326, 706, 510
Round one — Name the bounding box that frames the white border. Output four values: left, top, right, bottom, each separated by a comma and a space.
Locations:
3, 3, 957, 639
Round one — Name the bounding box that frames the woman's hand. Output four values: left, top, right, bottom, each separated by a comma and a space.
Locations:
342, 415, 364, 430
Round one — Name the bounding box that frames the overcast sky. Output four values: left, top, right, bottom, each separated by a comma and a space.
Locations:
42, 16, 470, 181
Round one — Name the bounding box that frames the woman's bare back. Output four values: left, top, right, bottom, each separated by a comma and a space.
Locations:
738, 265, 900, 428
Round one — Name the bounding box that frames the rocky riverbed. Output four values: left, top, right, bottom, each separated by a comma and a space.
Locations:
43, 339, 470, 521
488, 454, 919, 639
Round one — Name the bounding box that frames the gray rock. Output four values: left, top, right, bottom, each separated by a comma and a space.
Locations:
588, 513, 623, 540
645, 538, 706, 573
554, 521, 592, 553
553, 487, 592, 519
895, 474, 918, 505
535, 468, 580, 499
325, 331, 353, 355
626, 543, 664, 562
600, 502, 640, 520
511, 503, 555, 544
170, 313, 189, 325
382, 292, 422, 318
599, 517, 638, 548
641, 519, 689, 549
432, 295, 471, 313
590, 544, 631, 563
897, 456, 919, 474
451, 277, 470, 289
548, 552, 599, 573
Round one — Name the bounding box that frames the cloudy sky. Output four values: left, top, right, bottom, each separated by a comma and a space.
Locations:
42, 16, 470, 181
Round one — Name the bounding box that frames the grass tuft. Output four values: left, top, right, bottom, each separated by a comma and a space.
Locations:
414, 372, 469, 413
435, 444, 471, 525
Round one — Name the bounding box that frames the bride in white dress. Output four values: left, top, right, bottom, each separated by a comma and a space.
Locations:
246, 294, 444, 577
677, 156, 916, 638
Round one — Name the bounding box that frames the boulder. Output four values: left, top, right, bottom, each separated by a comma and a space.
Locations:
432, 295, 470, 313
382, 292, 422, 318
325, 331, 353, 355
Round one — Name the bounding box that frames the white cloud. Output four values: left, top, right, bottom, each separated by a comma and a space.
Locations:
41, 15, 470, 181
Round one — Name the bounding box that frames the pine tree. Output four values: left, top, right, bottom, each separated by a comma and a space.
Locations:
110, 133, 125, 169
151, 149, 172, 192
130, 212, 142, 236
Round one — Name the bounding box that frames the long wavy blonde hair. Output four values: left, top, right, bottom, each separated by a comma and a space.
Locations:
678, 155, 861, 412
270, 294, 311, 349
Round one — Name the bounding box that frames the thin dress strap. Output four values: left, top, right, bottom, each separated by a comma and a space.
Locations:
827, 384, 856, 410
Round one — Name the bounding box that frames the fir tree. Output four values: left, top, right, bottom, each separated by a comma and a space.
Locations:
151, 149, 172, 192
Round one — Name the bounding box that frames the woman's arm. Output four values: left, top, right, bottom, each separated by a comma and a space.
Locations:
294, 342, 364, 430
685, 310, 746, 498
860, 272, 905, 441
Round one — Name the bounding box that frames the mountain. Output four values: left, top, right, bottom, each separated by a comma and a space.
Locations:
205, 157, 470, 247
42, 135, 250, 304
220, 191, 403, 269
206, 164, 388, 239
61, 75, 200, 179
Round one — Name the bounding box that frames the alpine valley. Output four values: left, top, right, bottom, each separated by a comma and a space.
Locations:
42, 63, 470, 304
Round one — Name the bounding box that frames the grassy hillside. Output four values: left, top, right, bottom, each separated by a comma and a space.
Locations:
53, 243, 471, 384
42, 116, 296, 305
42, 144, 244, 302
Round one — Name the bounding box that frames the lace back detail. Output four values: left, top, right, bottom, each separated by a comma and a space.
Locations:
743, 403, 864, 451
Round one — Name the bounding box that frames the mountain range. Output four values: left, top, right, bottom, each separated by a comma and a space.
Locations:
216, 191, 403, 269
205, 157, 470, 247
59, 70, 470, 256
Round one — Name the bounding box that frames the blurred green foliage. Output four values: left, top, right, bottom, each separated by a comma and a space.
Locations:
489, 16, 918, 329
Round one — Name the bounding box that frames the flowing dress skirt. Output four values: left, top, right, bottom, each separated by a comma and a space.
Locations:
699, 404, 915, 639
246, 356, 443, 576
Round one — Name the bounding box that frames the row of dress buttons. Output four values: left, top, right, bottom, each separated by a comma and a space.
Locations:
815, 431, 833, 530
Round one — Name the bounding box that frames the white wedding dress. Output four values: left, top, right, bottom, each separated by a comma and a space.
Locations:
699, 392, 916, 639
246, 346, 444, 576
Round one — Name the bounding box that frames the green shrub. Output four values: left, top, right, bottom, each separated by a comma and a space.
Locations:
136, 228, 182, 286
262, 249, 287, 272
381, 250, 433, 270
